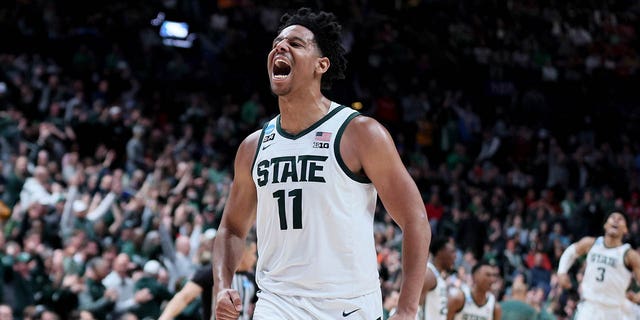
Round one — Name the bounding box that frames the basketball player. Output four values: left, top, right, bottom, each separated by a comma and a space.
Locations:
446, 261, 502, 320
557, 211, 640, 319
418, 236, 456, 320
212, 7, 431, 320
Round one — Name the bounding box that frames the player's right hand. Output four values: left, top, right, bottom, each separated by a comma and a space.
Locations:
557, 273, 572, 289
216, 288, 243, 320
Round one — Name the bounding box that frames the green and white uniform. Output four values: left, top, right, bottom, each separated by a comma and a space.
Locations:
574, 236, 633, 320
251, 102, 382, 319
453, 286, 495, 320
418, 262, 448, 320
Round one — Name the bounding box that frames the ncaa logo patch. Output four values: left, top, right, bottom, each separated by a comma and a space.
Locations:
265, 124, 275, 134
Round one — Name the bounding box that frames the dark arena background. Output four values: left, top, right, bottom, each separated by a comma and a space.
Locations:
0, 1, 639, 319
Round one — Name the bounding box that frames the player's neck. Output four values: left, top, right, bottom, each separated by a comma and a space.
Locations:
278, 94, 331, 135
603, 235, 623, 247
471, 287, 489, 306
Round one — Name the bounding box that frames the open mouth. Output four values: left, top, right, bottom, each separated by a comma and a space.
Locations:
273, 58, 291, 79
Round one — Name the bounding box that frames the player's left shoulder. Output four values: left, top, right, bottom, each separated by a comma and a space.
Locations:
342, 115, 393, 147
624, 247, 640, 267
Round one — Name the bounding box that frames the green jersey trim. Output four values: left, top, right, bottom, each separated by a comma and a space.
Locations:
276, 105, 346, 140
251, 123, 269, 174
624, 247, 633, 272
335, 112, 371, 183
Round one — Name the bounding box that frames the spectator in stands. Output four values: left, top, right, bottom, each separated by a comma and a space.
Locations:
2, 252, 33, 317
3, 156, 28, 208
102, 253, 151, 318
78, 257, 116, 320
500, 274, 538, 319
0, 304, 12, 320
131, 260, 172, 319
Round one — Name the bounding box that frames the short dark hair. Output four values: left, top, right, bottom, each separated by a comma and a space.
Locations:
429, 236, 450, 255
604, 211, 630, 227
472, 259, 495, 275
278, 7, 347, 90
86, 257, 107, 273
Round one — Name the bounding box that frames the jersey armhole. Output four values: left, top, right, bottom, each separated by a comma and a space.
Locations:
586, 237, 599, 254
623, 247, 633, 272
454, 290, 466, 315
250, 123, 268, 174
427, 271, 438, 292
334, 112, 371, 184
427, 264, 439, 291
456, 300, 465, 315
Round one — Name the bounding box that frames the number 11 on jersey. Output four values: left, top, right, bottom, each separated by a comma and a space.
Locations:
273, 189, 302, 230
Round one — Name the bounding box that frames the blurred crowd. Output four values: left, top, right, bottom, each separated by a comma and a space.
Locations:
1, 0, 640, 319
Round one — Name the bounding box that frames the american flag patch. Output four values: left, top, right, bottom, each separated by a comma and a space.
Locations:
315, 131, 332, 141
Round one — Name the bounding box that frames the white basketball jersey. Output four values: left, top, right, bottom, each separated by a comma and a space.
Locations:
453, 286, 495, 320
421, 263, 448, 320
581, 236, 632, 307
252, 102, 380, 298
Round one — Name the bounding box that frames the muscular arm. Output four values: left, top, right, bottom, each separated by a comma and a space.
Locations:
571, 236, 596, 256
625, 249, 640, 303
158, 281, 203, 320
343, 116, 431, 317
557, 236, 595, 288
212, 131, 260, 313
445, 289, 465, 320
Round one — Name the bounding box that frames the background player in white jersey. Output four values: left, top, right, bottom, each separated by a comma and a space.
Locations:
557, 211, 640, 320
447, 261, 502, 320
418, 236, 456, 320
212, 7, 431, 320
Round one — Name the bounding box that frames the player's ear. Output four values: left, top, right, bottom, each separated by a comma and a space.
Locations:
316, 57, 330, 74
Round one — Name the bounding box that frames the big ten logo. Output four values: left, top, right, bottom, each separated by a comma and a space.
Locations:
313, 141, 329, 149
